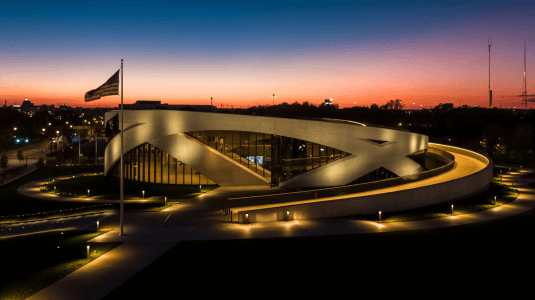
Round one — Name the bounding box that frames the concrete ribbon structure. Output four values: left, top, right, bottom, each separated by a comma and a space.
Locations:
234, 144, 493, 223
104, 110, 428, 188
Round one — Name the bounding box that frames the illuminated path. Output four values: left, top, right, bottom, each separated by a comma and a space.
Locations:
23, 168, 534, 300
18, 174, 167, 204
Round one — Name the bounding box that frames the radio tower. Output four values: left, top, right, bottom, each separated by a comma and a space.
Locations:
488, 37, 492, 108
518, 40, 535, 109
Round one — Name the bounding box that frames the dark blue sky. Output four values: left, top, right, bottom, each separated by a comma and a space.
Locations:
2, 1, 535, 108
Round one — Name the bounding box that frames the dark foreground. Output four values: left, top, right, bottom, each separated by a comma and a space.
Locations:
102, 204, 535, 297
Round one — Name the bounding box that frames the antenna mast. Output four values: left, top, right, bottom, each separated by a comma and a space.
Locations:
488, 36, 492, 108
524, 39, 527, 97
518, 40, 535, 109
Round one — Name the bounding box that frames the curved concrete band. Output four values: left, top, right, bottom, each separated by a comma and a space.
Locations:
104, 110, 428, 188
235, 144, 492, 223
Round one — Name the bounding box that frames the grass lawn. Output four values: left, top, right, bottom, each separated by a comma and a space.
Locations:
0, 165, 105, 217
40, 175, 218, 201
0, 230, 121, 300
1, 202, 178, 225
364, 179, 518, 223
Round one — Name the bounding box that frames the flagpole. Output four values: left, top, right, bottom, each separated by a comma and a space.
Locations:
120, 59, 124, 235
95, 130, 97, 165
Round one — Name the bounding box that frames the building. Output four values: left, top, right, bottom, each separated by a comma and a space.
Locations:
104, 110, 428, 188
118, 100, 217, 112
11, 98, 55, 116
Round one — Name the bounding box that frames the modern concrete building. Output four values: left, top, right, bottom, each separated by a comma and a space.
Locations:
104, 110, 428, 188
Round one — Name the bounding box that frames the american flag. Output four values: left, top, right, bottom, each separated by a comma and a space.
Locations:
85, 69, 120, 101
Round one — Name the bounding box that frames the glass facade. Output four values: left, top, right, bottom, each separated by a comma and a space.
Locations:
111, 143, 216, 185
109, 133, 426, 187
349, 167, 398, 185
186, 131, 350, 185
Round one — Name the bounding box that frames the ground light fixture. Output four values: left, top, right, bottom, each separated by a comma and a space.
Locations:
87, 190, 90, 197
494, 196, 497, 205
164, 197, 167, 205
96, 221, 99, 231
142, 190, 145, 198
87, 245, 90, 258
287, 210, 290, 221
378, 211, 382, 221
54, 186, 56, 192
199, 185, 202, 193
245, 213, 249, 223
451, 204, 454, 214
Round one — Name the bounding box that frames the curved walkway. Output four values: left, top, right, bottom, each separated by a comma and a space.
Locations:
22, 167, 535, 300
231, 144, 490, 221
18, 174, 166, 204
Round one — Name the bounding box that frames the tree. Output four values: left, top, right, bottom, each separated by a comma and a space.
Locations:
380, 99, 403, 110
0, 151, 7, 170
17, 150, 24, 166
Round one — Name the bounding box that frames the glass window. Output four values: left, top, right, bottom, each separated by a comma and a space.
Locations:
184, 164, 192, 185
192, 168, 200, 185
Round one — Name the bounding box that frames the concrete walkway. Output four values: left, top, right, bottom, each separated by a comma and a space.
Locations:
25, 167, 535, 300
19, 174, 174, 204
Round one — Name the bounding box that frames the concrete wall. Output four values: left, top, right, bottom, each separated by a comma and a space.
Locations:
236, 144, 492, 223
104, 110, 428, 188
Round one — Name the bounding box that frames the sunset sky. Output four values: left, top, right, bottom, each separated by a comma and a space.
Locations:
2, 1, 535, 109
